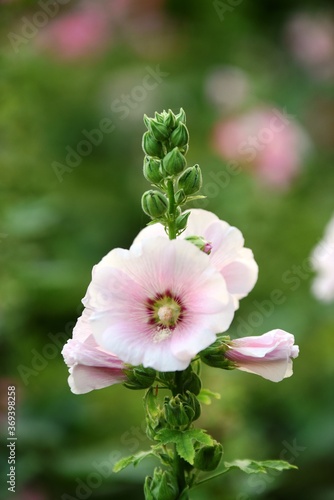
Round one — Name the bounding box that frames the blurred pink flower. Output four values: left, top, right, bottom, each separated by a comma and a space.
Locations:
225, 330, 299, 382
212, 108, 310, 189
84, 237, 234, 372
36, 6, 111, 60
62, 309, 126, 394
132, 209, 258, 310
285, 12, 334, 80
311, 215, 334, 302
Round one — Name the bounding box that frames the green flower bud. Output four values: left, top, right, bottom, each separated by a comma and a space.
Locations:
177, 165, 202, 195
175, 108, 186, 125
162, 147, 187, 176
184, 391, 201, 421
165, 109, 176, 129
174, 189, 187, 206
185, 235, 213, 255
164, 396, 190, 427
143, 156, 164, 184
142, 131, 163, 158
144, 468, 179, 500
175, 212, 190, 233
142, 190, 168, 218
194, 441, 223, 471
124, 366, 156, 390
149, 119, 170, 142
170, 123, 189, 148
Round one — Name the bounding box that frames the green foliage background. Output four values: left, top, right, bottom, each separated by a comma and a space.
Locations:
1, 1, 334, 499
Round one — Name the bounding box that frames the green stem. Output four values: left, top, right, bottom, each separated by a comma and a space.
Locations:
174, 444, 187, 495
167, 179, 177, 240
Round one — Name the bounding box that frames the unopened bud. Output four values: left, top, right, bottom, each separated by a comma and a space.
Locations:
149, 119, 170, 142
165, 109, 176, 129
170, 122, 189, 148
177, 165, 202, 195
164, 395, 190, 427
144, 468, 179, 500
174, 189, 187, 205
162, 147, 187, 176
143, 156, 163, 184
194, 441, 223, 471
175, 108, 186, 125
142, 131, 163, 158
185, 235, 212, 255
124, 366, 156, 390
175, 212, 190, 233
142, 190, 168, 218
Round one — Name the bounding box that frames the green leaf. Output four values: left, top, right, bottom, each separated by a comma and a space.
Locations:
197, 389, 221, 405
223, 459, 298, 475
155, 428, 213, 465
113, 450, 154, 473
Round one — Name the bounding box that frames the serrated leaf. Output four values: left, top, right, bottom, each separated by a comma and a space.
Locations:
113, 450, 154, 473
155, 428, 213, 465
198, 389, 221, 405
223, 459, 297, 475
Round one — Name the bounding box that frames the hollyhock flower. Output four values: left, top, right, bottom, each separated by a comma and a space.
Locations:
132, 209, 258, 310
84, 237, 234, 372
225, 330, 299, 382
62, 309, 126, 394
311, 214, 334, 302
212, 108, 310, 189
205, 66, 250, 111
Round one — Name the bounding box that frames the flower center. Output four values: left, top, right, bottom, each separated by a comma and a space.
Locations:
146, 293, 183, 343
154, 297, 181, 327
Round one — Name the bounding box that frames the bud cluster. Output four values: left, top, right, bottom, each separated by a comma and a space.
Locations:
141, 109, 203, 238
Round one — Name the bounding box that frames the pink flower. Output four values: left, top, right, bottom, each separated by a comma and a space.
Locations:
212, 108, 310, 189
311, 214, 334, 302
225, 330, 299, 382
36, 6, 111, 61
132, 209, 258, 310
62, 309, 126, 394
84, 237, 234, 372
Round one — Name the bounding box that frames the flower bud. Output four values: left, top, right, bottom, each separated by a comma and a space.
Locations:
142, 190, 168, 218
149, 119, 170, 142
175, 108, 186, 125
164, 396, 190, 427
144, 468, 179, 500
185, 235, 213, 255
194, 441, 223, 471
124, 366, 156, 390
175, 212, 190, 233
162, 147, 187, 176
184, 391, 201, 421
170, 123, 189, 148
142, 131, 163, 158
177, 165, 202, 195
165, 109, 176, 129
143, 156, 164, 184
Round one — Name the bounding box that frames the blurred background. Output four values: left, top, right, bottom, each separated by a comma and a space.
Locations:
1, 0, 334, 498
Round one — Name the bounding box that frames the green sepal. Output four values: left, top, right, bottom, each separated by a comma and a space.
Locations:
144, 468, 179, 500
142, 190, 168, 218
149, 119, 170, 142
194, 441, 223, 471
170, 123, 189, 149
177, 165, 202, 195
